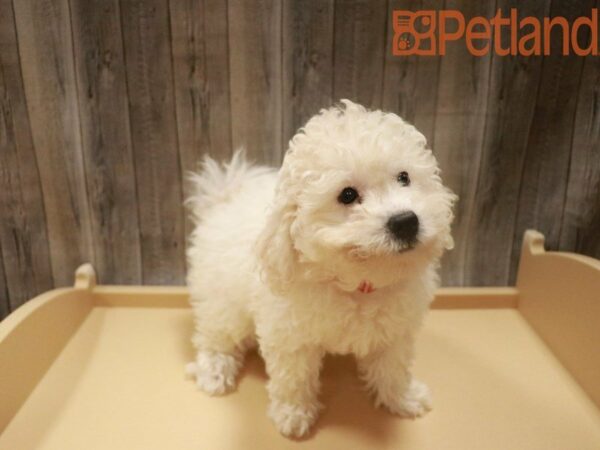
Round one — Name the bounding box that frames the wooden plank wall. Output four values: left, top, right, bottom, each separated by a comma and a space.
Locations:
1, 0, 599, 318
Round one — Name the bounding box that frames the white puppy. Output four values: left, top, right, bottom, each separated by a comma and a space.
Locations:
185, 100, 456, 438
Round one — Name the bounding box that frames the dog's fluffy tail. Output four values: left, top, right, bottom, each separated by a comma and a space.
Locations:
185, 148, 270, 225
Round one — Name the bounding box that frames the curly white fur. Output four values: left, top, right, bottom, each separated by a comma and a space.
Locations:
185, 100, 456, 438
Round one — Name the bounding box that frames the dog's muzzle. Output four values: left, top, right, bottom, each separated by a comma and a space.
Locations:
387, 211, 419, 246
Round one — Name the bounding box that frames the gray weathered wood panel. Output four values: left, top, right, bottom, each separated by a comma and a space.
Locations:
465, 0, 551, 286
169, 0, 233, 238
228, 0, 283, 164
383, 0, 442, 145
432, 0, 496, 286
560, 45, 600, 258
333, 0, 387, 108
169, 0, 233, 167
12, 0, 94, 287
282, 0, 335, 144
70, 0, 143, 285
120, 0, 185, 284
510, 0, 595, 283
0, 0, 54, 311
1, 0, 599, 318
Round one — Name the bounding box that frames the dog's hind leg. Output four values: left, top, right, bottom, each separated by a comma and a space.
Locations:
186, 299, 255, 396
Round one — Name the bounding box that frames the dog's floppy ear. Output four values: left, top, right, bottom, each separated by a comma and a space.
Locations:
444, 235, 455, 251
257, 174, 299, 294
443, 189, 458, 251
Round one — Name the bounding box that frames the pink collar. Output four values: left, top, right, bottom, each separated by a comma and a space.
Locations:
357, 280, 376, 294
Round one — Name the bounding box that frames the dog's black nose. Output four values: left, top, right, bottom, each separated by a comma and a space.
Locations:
387, 211, 419, 243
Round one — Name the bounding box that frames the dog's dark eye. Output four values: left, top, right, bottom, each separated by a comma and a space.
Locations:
338, 187, 359, 205
397, 171, 410, 186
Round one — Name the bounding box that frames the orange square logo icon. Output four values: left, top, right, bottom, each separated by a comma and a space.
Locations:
392, 10, 437, 55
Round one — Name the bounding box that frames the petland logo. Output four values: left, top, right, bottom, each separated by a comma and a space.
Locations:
393, 9, 599, 56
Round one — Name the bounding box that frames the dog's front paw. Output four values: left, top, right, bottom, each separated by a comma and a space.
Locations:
267, 400, 319, 438
185, 351, 241, 396
379, 379, 432, 418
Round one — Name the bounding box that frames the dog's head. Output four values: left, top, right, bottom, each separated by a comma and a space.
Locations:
258, 100, 457, 293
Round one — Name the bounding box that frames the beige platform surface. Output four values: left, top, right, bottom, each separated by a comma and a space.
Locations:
2, 306, 599, 450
